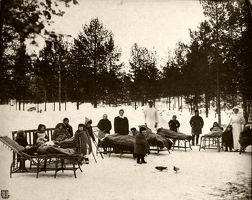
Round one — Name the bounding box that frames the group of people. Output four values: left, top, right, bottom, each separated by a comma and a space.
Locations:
168, 107, 247, 152
15, 101, 249, 169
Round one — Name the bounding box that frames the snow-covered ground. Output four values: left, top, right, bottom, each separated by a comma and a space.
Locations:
0, 102, 251, 200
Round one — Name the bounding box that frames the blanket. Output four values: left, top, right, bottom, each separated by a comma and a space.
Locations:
146, 134, 172, 149
203, 131, 223, 137
157, 128, 193, 141
239, 129, 252, 148
101, 134, 135, 152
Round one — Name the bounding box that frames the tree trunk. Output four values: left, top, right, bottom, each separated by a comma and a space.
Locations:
44, 91, 47, 112
77, 101, 79, 110
205, 93, 209, 118
23, 101, 25, 111
18, 100, 21, 110
168, 96, 171, 110
134, 101, 137, 110
58, 65, 61, 111
65, 78, 67, 111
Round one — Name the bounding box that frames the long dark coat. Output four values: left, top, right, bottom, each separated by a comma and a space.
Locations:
97, 119, 112, 134
189, 115, 204, 135
134, 133, 148, 155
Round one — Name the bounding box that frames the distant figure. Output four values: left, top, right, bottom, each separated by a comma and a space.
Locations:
189, 110, 204, 146
168, 115, 180, 132
134, 127, 148, 164
63, 118, 74, 137
144, 100, 159, 132
130, 127, 139, 137
114, 109, 129, 135
97, 114, 112, 134
228, 107, 246, 151
222, 125, 233, 151
210, 122, 223, 131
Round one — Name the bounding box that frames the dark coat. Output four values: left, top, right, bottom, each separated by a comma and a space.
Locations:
114, 116, 129, 135
97, 119, 112, 134
134, 133, 148, 155
15, 138, 28, 147
63, 124, 73, 137
168, 120, 180, 132
85, 126, 95, 141
52, 128, 71, 142
190, 115, 204, 135
74, 130, 92, 155
222, 130, 233, 148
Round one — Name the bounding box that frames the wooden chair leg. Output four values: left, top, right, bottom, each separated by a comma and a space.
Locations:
54, 159, 58, 178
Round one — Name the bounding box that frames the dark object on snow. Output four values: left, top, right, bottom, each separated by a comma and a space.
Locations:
173, 166, 180, 173
27, 107, 36, 112
155, 166, 167, 171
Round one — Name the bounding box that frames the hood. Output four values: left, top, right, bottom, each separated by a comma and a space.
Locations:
84, 117, 92, 126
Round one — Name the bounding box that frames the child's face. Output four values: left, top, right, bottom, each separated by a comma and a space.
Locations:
59, 125, 63, 129
40, 126, 45, 131
227, 127, 231, 131
79, 126, 84, 131
172, 116, 176, 120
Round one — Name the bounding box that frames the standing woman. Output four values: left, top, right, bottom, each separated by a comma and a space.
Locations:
228, 107, 246, 152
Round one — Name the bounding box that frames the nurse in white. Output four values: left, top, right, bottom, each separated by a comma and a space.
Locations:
144, 100, 159, 132
228, 107, 246, 151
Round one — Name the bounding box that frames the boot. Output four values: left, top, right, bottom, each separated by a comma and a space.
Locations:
141, 157, 147, 164
84, 157, 89, 164
137, 157, 142, 164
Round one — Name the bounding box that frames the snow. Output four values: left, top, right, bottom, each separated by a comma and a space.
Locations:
0, 102, 251, 200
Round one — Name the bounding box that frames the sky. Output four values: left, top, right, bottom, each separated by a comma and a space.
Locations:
35, 0, 206, 67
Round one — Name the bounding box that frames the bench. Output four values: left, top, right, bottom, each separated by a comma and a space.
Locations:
8, 128, 83, 178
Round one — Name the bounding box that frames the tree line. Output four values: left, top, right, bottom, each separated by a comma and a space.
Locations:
0, 0, 251, 121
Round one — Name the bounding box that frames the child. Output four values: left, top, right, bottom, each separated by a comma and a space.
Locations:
35, 124, 48, 146
134, 127, 148, 164
168, 115, 180, 132
74, 124, 92, 164
222, 125, 233, 151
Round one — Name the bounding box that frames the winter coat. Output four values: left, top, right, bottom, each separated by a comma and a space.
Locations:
114, 116, 129, 135
222, 128, 233, 148
97, 119, 112, 134
15, 130, 28, 147
190, 115, 204, 135
84, 118, 95, 141
74, 130, 92, 155
63, 124, 73, 137
168, 120, 180, 132
52, 126, 71, 142
134, 132, 148, 155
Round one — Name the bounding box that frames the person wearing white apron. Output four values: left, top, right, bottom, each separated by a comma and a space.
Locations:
144, 100, 159, 132
228, 107, 246, 151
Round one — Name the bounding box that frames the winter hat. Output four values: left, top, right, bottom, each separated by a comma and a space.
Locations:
78, 123, 85, 128
85, 117, 92, 126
